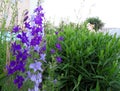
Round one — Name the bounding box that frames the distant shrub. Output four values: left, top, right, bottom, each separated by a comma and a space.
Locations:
85, 17, 104, 31
46, 25, 120, 91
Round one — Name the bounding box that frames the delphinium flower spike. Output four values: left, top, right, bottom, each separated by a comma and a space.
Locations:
7, 5, 45, 91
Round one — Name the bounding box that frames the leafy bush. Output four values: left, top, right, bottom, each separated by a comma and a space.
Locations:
46, 25, 120, 91
84, 17, 104, 31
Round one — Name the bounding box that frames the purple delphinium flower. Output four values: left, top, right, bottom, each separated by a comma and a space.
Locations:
55, 43, 62, 51
34, 45, 40, 52
7, 5, 45, 90
17, 31, 29, 44
40, 53, 46, 62
34, 5, 43, 13
30, 73, 42, 84
34, 14, 43, 26
14, 75, 24, 88
36, 27, 43, 33
31, 26, 42, 35
33, 6, 44, 26
24, 22, 31, 29
28, 72, 42, 91
26, 71, 31, 79
7, 60, 26, 75
29, 61, 43, 72
39, 44, 46, 54
16, 49, 28, 61
15, 60, 26, 72
50, 49, 55, 54
11, 42, 21, 51
38, 83, 42, 89
26, 30, 33, 43
7, 60, 16, 75
7, 48, 28, 75
53, 79, 57, 84
55, 31, 58, 35
27, 5, 45, 91
12, 25, 21, 33
11, 42, 21, 55
58, 36, 64, 41
56, 56, 62, 63
30, 35, 42, 46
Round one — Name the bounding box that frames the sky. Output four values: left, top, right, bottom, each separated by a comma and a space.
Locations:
30, 0, 120, 28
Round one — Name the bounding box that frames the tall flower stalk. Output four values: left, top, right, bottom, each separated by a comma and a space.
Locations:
43, 30, 64, 90
6, 5, 45, 91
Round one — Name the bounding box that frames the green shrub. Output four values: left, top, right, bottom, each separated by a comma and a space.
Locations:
84, 17, 104, 31
46, 25, 120, 91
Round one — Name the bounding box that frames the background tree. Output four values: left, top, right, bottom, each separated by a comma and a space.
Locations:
85, 17, 104, 31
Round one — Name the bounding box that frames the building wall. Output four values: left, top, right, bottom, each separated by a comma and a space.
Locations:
18, 0, 30, 25
0, 0, 30, 28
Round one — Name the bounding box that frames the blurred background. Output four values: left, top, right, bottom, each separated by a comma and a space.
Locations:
1, 0, 120, 34
29, 0, 120, 35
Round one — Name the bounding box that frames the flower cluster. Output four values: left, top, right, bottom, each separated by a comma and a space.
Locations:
50, 31, 64, 63
43, 31, 64, 90
7, 5, 45, 90
28, 61, 43, 91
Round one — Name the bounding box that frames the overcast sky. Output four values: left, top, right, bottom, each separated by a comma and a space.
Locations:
30, 0, 120, 28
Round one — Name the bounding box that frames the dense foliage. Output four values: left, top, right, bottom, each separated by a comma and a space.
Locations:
46, 25, 120, 91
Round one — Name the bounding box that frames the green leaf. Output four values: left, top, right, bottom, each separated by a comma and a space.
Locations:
96, 80, 100, 91
72, 75, 82, 91
109, 81, 120, 89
